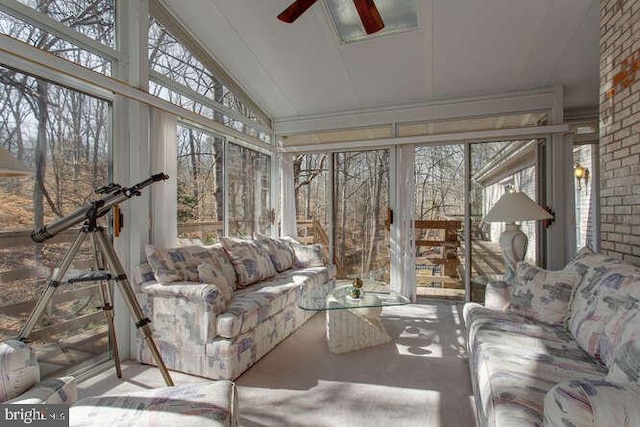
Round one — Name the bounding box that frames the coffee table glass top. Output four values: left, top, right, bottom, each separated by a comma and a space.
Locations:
297, 283, 410, 311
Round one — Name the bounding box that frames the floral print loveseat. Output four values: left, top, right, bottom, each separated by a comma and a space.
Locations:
134, 236, 335, 380
464, 247, 640, 426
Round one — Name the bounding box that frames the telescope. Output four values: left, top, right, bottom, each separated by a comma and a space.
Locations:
31, 172, 169, 243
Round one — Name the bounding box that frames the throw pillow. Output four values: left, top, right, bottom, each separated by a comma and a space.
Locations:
205, 244, 239, 291
220, 237, 277, 287
509, 262, 582, 326
144, 245, 213, 284
255, 232, 296, 272
600, 286, 640, 370
483, 280, 513, 312
605, 307, 640, 383
565, 247, 633, 337
569, 269, 640, 358
282, 237, 326, 268
607, 341, 640, 384
197, 263, 233, 310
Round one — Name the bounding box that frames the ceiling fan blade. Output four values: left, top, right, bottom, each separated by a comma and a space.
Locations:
278, 0, 319, 23
352, 0, 385, 34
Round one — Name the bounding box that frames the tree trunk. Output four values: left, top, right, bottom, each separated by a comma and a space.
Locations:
364, 153, 384, 274
188, 129, 200, 218
34, 81, 49, 230
214, 137, 224, 224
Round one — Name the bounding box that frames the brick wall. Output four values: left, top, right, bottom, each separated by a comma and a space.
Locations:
600, 0, 640, 264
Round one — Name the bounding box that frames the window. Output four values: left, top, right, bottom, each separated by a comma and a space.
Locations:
0, 0, 115, 74
13, 0, 115, 47
176, 124, 224, 243
0, 66, 111, 379
148, 17, 270, 143
293, 153, 330, 247
227, 144, 271, 237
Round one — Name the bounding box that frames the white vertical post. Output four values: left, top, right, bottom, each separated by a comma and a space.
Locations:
114, 0, 151, 359
279, 153, 298, 238
391, 144, 416, 301
464, 142, 472, 302
149, 108, 177, 247
546, 85, 572, 269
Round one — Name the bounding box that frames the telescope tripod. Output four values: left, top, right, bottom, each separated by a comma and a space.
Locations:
19, 221, 173, 386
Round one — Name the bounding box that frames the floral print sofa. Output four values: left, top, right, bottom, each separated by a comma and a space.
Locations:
464, 247, 640, 426
134, 236, 335, 380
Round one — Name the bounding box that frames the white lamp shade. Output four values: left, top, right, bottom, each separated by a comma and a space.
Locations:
483, 191, 552, 223
0, 147, 34, 178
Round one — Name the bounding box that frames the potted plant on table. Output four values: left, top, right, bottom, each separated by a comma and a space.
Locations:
350, 277, 363, 298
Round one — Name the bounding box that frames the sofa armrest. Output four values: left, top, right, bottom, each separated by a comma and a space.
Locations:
6, 376, 77, 405
544, 379, 640, 426
139, 282, 228, 313
483, 280, 512, 311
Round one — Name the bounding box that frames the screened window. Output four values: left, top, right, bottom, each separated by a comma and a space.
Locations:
0, 66, 111, 379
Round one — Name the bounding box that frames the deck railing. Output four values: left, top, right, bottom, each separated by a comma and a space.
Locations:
0, 228, 104, 343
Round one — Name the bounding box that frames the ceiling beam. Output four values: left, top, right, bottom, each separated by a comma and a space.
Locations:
275, 88, 557, 136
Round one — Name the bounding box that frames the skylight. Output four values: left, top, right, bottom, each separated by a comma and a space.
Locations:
325, 0, 420, 43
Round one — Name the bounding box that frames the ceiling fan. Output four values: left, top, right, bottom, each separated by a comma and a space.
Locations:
278, 0, 385, 35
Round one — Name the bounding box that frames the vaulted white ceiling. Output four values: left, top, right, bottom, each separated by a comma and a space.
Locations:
161, 0, 600, 124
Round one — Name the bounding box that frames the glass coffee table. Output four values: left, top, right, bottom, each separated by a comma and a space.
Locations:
298, 282, 410, 354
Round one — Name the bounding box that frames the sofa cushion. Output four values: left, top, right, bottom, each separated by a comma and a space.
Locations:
216, 266, 331, 339
465, 305, 602, 370
255, 233, 295, 272
69, 381, 238, 427
145, 245, 219, 284
465, 304, 568, 344
509, 262, 581, 326
472, 342, 607, 427
220, 238, 277, 287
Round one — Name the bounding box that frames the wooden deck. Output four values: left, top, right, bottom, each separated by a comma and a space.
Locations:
416, 239, 505, 301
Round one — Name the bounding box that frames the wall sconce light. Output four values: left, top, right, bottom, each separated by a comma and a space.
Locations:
574, 163, 589, 190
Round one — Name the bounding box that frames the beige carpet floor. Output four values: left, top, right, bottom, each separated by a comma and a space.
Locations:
77, 299, 477, 427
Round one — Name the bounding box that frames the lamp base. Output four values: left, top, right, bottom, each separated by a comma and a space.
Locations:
499, 223, 528, 284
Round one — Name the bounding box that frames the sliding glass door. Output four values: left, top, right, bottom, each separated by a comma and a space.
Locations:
334, 150, 390, 285
414, 144, 465, 299
469, 138, 544, 301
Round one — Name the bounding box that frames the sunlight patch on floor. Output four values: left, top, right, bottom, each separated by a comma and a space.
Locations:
396, 326, 442, 358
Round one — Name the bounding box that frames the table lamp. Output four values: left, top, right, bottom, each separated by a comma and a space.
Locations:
0, 147, 34, 177
482, 191, 552, 283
